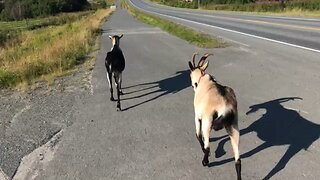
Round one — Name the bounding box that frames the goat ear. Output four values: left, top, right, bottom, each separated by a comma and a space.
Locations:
108, 35, 112, 39
119, 34, 123, 38
200, 60, 209, 71
188, 61, 194, 71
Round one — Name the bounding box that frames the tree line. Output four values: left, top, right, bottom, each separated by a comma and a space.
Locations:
0, 0, 89, 21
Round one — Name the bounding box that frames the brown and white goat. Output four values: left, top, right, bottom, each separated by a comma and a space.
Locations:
105, 34, 125, 111
188, 53, 241, 180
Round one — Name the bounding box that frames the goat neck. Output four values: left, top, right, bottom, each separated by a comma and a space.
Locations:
111, 43, 120, 51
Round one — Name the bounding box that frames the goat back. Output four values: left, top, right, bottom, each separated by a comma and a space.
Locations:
105, 49, 125, 72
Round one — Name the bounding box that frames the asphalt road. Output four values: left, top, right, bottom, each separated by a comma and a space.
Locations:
129, 0, 320, 53
5, 2, 320, 180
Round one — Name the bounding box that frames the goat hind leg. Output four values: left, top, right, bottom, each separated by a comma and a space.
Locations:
114, 74, 121, 111
119, 73, 124, 95
195, 118, 205, 153
226, 123, 241, 180
107, 72, 114, 101
201, 120, 211, 166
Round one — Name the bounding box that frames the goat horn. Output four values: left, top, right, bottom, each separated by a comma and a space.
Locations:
192, 52, 198, 66
198, 53, 213, 67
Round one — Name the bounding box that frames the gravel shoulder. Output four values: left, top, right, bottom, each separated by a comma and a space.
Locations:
0, 46, 96, 179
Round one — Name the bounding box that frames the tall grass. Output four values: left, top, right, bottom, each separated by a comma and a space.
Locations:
0, 11, 92, 47
0, 9, 113, 88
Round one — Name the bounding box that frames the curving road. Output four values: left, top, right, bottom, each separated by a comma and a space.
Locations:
129, 0, 320, 53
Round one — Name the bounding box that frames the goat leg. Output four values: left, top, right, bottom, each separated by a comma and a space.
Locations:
107, 72, 114, 101
235, 159, 241, 180
226, 123, 241, 180
195, 118, 206, 153
197, 135, 206, 153
201, 120, 211, 166
119, 73, 124, 95
114, 74, 121, 111
202, 147, 210, 166
116, 86, 121, 111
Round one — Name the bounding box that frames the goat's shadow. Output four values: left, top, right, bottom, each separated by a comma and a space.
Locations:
120, 70, 190, 111
209, 97, 320, 180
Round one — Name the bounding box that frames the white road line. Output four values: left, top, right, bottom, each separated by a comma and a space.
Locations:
11, 104, 31, 124
129, 0, 320, 53
104, 31, 166, 35
222, 37, 250, 47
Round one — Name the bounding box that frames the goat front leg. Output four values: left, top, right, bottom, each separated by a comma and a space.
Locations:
107, 71, 114, 101
226, 123, 241, 180
201, 119, 211, 166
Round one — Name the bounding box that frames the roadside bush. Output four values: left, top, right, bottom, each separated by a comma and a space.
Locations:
203, 0, 256, 4
90, 0, 108, 10
287, 0, 320, 11
151, 0, 198, 9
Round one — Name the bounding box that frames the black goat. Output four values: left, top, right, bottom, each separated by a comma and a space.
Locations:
105, 34, 125, 111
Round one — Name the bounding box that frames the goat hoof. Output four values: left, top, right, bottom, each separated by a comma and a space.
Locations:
202, 159, 209, 166
117, 104, 121, 111
110, 97, 115, 101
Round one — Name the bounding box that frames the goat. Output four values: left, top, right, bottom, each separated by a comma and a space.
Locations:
105, 34, 125, 111
188, 53, 241, 180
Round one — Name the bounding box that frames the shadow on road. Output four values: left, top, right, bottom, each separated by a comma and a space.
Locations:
208, 97, 320, 179
121, 70, 190, 111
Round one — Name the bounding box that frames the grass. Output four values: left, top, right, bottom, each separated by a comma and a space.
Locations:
123, 0, 226, 49
202, 3, 320, 17
150, 0, 320, 17
0, 11, 93, 47
0, 9, 114, 89
0, 11, 92, 31
150, 0, 197, 9
212, 8, 320, 18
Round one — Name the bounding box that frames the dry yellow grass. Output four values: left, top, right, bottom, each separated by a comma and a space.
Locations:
0, 9, 113, 88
